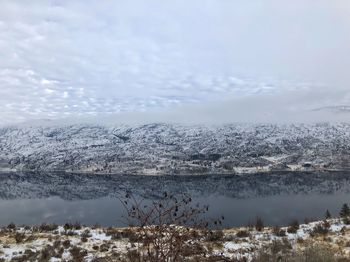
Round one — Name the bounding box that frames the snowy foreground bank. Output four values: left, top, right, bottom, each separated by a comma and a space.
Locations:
1, 218, 350, 261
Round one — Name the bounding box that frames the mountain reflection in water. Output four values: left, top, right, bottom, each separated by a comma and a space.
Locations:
0, 171, 349, 227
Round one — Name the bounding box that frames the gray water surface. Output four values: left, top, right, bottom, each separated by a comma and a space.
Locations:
0, 171, 349, 227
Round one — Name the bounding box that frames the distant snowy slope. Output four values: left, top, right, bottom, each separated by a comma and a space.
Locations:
0, 123, 350, 174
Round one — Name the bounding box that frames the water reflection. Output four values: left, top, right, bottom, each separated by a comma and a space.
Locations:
0, 171, 349, 227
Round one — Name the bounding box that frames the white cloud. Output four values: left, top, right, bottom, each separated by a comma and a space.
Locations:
0, 0, 350, 125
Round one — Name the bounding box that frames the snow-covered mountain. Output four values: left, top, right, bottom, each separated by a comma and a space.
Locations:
0, 123, 350, 174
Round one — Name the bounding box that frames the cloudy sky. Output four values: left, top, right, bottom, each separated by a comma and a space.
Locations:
1, 0, 350, 125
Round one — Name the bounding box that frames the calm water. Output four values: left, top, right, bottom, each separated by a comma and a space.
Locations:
0, 171, 349, 227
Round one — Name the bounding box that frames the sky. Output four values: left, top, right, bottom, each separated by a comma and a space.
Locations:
1, 0, 350, 125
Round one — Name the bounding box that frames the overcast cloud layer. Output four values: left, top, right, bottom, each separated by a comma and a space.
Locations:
1, 0, 350, 125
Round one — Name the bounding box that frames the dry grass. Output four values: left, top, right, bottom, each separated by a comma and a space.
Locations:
1, 216, 350, 262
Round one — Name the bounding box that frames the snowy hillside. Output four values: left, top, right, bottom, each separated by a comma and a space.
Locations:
0, 123, 350, 174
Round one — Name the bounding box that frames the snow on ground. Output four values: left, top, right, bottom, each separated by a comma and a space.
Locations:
1, 123, 350, 175
1, 218, 350, 261
221, 218, 350, 260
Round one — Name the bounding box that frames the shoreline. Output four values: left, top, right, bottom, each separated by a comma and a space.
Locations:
1, 218, 350, 261
1, 168, 350, 177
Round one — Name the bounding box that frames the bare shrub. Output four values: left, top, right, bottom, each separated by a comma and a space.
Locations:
39, 223, 58, 232
252, 239, 292, 262
271, 238, 292, 254
253, 242, 340, 262
99, 243, 110, 252
81, 236, 88, 243
236, 230, 250, 238
292, 244, 337, 262
63, 221, 81, 232
340, 226, 347, 235
25, 234, 37, 242
62, 239, 71, 249
53, 240, 61, 249
39, 245, 55, 262
342, 217, 350, 225
119, 192, 222, 262
7, 222, 16, 230
66, 230, 78, 236
246, 221, 255, 231
255, 216, 264, 231
310, 220, 330, 237
73, 222, 82, 230
70, 246, 87, 262
11, 249, 37, 262
272, 226, 286, 237
287, 220, 299, 234
82, 229, 91, 237
15, 232, 26, 243
205, 230, 224, 242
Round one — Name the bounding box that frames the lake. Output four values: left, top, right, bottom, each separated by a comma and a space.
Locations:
0, 171, 349, 228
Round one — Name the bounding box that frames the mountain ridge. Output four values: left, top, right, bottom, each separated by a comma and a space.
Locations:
1, 123, 350, 174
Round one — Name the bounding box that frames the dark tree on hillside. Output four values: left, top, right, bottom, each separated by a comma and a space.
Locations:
325, 209, 331, 219
340, 203, 350, 218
